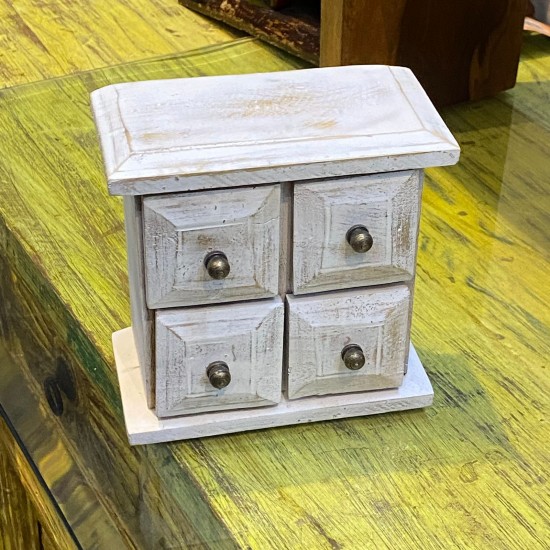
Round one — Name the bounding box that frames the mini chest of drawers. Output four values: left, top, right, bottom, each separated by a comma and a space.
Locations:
91, 65, 459, 444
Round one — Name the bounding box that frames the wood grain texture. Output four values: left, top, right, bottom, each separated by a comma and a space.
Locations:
320, 0, 527, 107
0, 240, 146, 548
293, 171, 421, 294
114, 327, 432, 443
0, 214, 236, 548
0, 415, 77, 550
0, 40, 303, 418
0, 29, 549, 549
155, 298, 284, 417
124, 196, 155, 408
143, 185, 281, 308
1, 424, 41, 550
0, 0, 238, 88
287, 287, 410, 399
0, 40, 303, 549
91, 65, 459, 195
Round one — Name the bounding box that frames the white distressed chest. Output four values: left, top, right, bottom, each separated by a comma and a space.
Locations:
91, 65, 459, 444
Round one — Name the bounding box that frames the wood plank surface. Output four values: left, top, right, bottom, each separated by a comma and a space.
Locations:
0, 0, 238, 87
0, 40, 304, 401
0, 19, 548, 550
0, 341, 128, 548
0, 40, 304, 548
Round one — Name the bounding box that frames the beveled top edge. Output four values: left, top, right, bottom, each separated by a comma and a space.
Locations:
91, 65, 460, 196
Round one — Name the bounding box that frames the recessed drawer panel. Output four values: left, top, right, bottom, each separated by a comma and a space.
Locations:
143, 185, 280, 308
293, 171, 421, 294
155, 298, 284, 417
286, 286, 410, 399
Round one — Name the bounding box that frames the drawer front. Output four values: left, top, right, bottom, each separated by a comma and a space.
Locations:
293, 171, 421, 294
143, 185, 280, 308
155, 298, 284, 417
286, 286, 410, 399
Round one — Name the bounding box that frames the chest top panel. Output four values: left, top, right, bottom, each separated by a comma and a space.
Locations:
91, 65, 459, 196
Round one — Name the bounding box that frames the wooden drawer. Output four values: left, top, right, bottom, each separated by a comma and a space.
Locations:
143, 185, 280, 308
293, 171, 421, 294
286, 286, 410, 399
155, 298, 284, 417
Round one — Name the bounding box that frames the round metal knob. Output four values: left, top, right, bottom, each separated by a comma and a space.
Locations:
206, 361, 231, 389
341, 344, 366, 371
204, 251, 230, 280
346, 225, 373, 253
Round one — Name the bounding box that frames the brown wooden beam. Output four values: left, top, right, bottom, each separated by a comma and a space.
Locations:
180, 0, 319, 62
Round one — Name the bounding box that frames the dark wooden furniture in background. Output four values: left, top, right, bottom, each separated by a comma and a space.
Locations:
179, 0, 528, 106
320, 0, 527, 106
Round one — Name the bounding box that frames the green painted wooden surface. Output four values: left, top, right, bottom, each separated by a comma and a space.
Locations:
0, 30, 549, 547
0, 0, 238, 87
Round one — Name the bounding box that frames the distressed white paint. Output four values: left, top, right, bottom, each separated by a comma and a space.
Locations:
155, 298, 284, 417
94, 65, 461, 441
293, 171, 422, 294
143, 185, 280, 308
91, 65, 460, 196
123, 196, 154, 408
113, 327, 433, 444
287, 286, 410, 399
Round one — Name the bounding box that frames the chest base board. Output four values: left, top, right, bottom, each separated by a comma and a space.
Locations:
113, 327, 433, 445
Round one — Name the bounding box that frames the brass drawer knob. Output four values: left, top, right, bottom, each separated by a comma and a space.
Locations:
204, 251, 230, 280
207, 361, 231, 389
346, 225, 373, 253
341, 344, 366, 371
